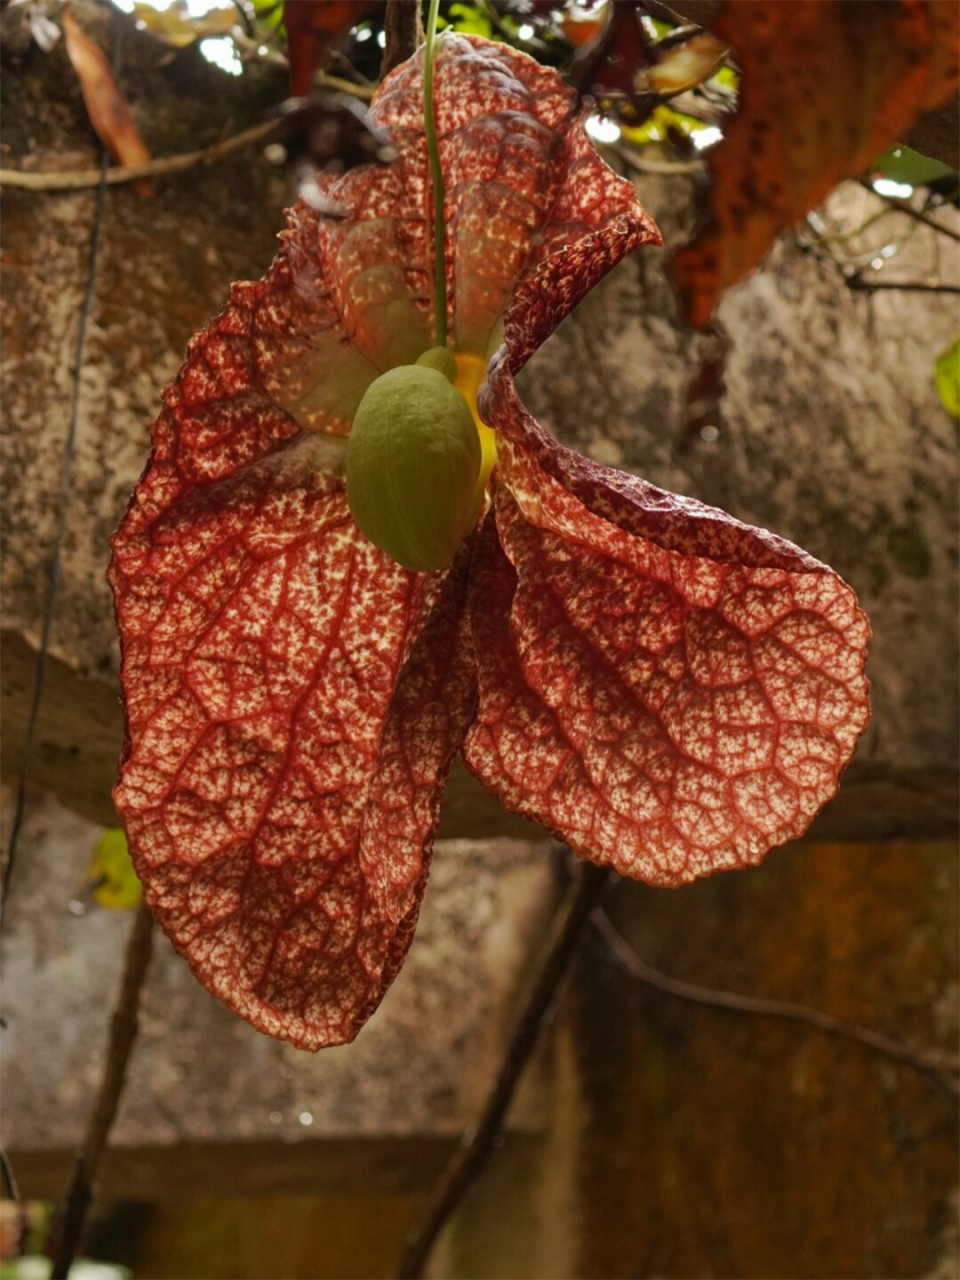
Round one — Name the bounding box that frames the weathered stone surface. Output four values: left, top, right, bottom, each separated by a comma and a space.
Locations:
1, 795, 557, 1169
1, 4, 287, 679
19, 834, 948, 1280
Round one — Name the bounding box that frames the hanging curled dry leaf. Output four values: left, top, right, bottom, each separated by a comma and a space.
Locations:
571, 4, 728, 121
62, 7, 154, 196
561, 4, 607, 50
644, 32, 729, 95
572, 1, 653, 119
671, 0, 960, 328
284, 0, 382, 97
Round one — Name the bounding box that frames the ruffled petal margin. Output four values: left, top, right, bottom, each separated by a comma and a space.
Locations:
373, 33, 661, 357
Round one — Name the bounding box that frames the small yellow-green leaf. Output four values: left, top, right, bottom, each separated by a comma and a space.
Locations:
621, 104, 716, 146
935, 336, 960, 418
874, 144, 956, 189
88, 828, 142, 910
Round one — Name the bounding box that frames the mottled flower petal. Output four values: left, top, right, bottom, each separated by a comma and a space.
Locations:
465, 266, 871, 886
110, 32, 656, 1048
373, 33, 660, 356
112, 435, 474, 1047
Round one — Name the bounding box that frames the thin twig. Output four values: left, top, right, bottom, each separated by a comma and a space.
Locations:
859, 179, 960, 244
231, 28, 289, 69
381, 0, 423, 78
0, 1147, 29, 1258
228, 0, 256, 39
642, 0, 704, 31
0, 69, 382, 194
396, 859, 611, 1279
593, 908, 960, 1093
46, 902, 155, 1278
314, 71, 377, 100
0, 1147, 20, 1202
0, 116, 284, 192
654, 22, 704, 50
814, 204, 896, 245
847, 275, 960, 295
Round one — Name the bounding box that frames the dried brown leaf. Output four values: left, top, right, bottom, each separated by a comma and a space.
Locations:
62, 7, 154, 196
671, 0, 960, 328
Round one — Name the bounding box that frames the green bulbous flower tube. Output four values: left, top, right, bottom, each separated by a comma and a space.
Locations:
345, 354, 482, 572
345, 5, 483, 575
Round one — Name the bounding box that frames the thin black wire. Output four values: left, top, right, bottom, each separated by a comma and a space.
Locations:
0, 1146, 20, 1202
1, 25, 121, 928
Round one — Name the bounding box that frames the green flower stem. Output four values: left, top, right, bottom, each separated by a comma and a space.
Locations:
423, 0, 448, 349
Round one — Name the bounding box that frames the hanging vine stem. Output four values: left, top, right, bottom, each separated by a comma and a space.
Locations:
46, 902, 155, 1279
396, 857, 611, 1279
423, 0, 448, 348
381, 0, 423, 78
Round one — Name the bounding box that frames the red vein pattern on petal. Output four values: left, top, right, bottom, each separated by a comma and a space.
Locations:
111, 32, 664, 1050
111, 434, 473, 1048
145, 172, 436, 479
472, 225, 871, 885
350, 544, 478, 1031
483, 220, 829, 570
372, 34, 660, 356
464, 459, 870, 886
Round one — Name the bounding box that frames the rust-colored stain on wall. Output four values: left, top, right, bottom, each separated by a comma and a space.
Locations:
573, 840, 958, 1279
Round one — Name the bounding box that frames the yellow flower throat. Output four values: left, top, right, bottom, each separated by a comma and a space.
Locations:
455, 352, 498, 509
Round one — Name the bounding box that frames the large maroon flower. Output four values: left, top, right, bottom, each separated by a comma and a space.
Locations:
110, 35, 870, 1050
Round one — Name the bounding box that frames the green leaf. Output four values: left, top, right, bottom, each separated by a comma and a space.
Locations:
445, 3, 494, 38
250, 0, 284, 35
641, 16, 673, 39
935, 336, 960, 418
87, 828, 142, 910
712, 63, 739, 91
874, 144, 956, 188
622, 104, 717, 146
